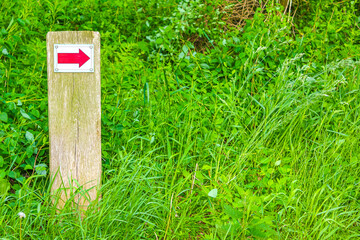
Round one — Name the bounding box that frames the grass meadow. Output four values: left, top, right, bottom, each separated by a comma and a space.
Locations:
1, 0, 360, 239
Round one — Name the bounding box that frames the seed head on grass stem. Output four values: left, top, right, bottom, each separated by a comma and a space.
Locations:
18, 212, 26, 240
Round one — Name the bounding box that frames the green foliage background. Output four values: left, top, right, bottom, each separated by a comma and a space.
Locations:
0, 0, 360, 239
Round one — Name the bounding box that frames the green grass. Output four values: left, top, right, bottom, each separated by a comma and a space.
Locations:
1, 0, 360, 239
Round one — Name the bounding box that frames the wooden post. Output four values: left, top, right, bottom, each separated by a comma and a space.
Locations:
46, 31, 101, 211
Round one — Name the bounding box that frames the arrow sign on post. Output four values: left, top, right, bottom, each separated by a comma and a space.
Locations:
47, 32, 101, 214
58, 49, 90, 67
54, 44, 94, 72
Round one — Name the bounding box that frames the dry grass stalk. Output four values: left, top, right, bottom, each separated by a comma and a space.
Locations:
221, 0, 260, 30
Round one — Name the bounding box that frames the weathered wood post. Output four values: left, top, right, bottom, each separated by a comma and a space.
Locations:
46, 31, 101, 211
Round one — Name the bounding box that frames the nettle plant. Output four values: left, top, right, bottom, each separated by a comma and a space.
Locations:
146, 0, 225, 58
0, 96, 48, 198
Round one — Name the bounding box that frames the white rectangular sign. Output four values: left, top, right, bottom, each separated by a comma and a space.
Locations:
54, 44, 94, 73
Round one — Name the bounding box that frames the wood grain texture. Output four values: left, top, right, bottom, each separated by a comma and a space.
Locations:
47, 31, 101, 211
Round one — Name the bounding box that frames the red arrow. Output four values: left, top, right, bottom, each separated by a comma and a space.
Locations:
58, 49, 90, 67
